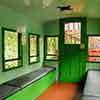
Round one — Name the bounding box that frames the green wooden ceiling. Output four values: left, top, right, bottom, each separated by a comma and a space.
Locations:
0, 0, 100, 21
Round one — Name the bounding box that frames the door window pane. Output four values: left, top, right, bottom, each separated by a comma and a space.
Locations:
64, 22, 81, 44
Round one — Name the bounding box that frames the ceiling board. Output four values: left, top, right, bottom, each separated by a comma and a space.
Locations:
0, 0, 100, 21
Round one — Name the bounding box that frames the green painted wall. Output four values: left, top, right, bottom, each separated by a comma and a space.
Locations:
43, 17, 100, 82
43, 19, 59, 35
6, 70, 56, 100
87, 18, 100, 34
43, 19, 59, 80
43, 19, 59, 67
86, 18, 100, 70
0, 3, 100, 84
0, 5, 44, 84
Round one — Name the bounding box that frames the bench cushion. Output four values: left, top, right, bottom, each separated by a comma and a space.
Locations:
4, 67, 55, 88
80, 96, 100, 100
83, 70, 100, 97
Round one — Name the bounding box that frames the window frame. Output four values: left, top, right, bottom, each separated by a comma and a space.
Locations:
28, 33, 40, 64
88, 34, 100, 63
2, 27, 23, 71
44, 35, 59, 61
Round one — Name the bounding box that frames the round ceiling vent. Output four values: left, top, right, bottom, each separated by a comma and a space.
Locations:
42, 0, 53, 8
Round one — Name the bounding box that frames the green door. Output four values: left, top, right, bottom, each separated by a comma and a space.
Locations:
59, 17, 87, 82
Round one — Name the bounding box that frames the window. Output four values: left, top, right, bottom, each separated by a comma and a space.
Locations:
44, 36, 59, 61
88, 36, 100, 62
28, 33, 39, 64
2, 28, 22, 71
64, 22, 81, 44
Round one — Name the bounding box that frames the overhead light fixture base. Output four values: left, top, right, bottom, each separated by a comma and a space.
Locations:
57, 5, 73, 11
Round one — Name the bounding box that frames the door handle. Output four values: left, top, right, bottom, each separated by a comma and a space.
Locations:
80, 43, 85, 50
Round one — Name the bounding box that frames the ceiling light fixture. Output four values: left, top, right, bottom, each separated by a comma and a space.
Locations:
57, 5, 73, 11
42, 0, 53, 8
24, 0, 31, 7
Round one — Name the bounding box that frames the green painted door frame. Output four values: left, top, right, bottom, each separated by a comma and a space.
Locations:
59, 17, 87, 82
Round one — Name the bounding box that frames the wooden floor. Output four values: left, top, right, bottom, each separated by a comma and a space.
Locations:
35, 82, 79, 100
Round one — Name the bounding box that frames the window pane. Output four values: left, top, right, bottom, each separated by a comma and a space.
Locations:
46, 37, 58, 60
88, 36, 100, 62
30, 35, 37, 56
46, 55, 57, 60
88, 57, 100, 62
47, 37, 58, 55
2, 28, 22, 71
5, 60, 21, 69
64, 22, 81, 44
28, 33, 39, 64
4, 31, 18, 60
30, 57, 37, 63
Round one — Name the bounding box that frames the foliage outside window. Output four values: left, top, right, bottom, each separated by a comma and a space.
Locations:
28, 33, 39, 64
2, 28, 22, 71
64, 22, 81, 44
88, 36, 100, 62
45, 36, 59, 61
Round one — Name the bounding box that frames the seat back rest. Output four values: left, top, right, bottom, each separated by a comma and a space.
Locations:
83, 69, 100, 97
